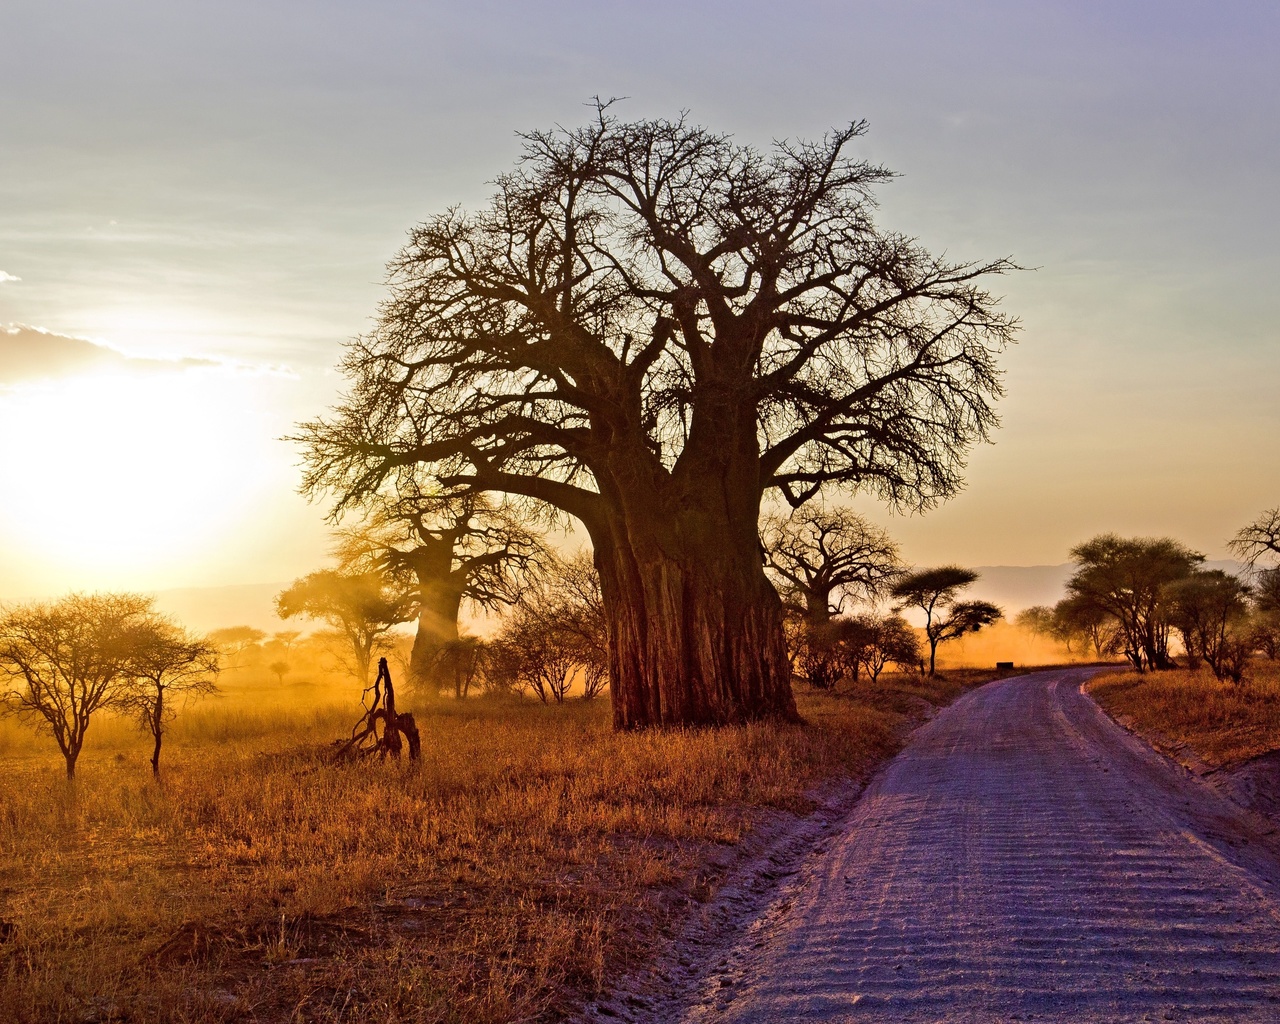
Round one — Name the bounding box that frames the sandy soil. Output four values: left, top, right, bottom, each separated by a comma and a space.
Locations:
624, 668, 1280, 1023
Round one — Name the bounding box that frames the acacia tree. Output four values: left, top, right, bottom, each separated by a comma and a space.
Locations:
276, 568, 415, 685
1165, 570, 1252, 679
118, 619, 219, 775
1065, 535, 1201, 671
296, 106, 1016, 728
0, 593, 152, 778
360, 487, 543, 692
890, 566, 1001, 675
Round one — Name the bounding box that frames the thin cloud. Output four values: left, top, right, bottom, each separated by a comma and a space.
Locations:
0, 272, 20, 284
0, 324, 217, 385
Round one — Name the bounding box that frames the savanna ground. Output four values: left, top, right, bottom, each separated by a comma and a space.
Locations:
0, 652, 1028, 1024
1090, 659, 1280, 769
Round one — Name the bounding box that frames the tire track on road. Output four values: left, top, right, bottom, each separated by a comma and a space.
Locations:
670, 668, 1280, 1023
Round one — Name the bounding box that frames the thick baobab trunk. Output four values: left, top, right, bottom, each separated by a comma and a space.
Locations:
408, 581, 464, 693
595, 504, 798, 730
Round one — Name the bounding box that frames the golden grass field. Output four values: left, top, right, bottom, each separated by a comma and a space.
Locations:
1089, 659, 1280, 769
0, 663, 1009, 1024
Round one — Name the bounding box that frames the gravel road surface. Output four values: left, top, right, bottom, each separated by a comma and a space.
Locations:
677, 668, 1280, 1023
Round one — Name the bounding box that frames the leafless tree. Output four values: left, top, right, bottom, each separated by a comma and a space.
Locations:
1229, 507, 1280, 571
435, 635, 486, 699
762, 506, 903, 622
351, 486, 545, 693
295, 104, 1017, 728
118, 619, 219, 775
0, 593, 152, 777
891, 567, 1001, 675
489, 553, 609, 702
764, 506, 902, 689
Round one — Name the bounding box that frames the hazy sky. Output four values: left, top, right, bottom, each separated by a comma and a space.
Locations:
2, 0, 1277, 595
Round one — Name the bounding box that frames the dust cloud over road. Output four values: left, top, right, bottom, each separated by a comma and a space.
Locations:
674, 669, 1280, 1022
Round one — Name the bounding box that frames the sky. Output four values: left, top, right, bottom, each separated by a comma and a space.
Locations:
2, 0, 1277, 597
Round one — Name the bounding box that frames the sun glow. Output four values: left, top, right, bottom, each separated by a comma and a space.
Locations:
0, 364, 285, 592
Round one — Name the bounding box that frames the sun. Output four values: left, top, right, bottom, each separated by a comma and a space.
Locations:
0, 365, 283, 591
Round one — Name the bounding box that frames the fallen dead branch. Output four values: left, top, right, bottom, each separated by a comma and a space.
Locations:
332, 657, 420, 761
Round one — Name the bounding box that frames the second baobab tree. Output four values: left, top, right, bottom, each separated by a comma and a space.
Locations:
296, 104, 1017, 728
362, 487, 544, 694
762, 506, 903, 689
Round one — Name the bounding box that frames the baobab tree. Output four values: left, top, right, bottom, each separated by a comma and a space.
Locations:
762, 507, 903, 624
762, 506, 902, 688
359, 486, 544, 692
295, 104, 1017, 728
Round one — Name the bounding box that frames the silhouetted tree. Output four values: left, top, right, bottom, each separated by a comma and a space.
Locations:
848, 613, 920, 683
350, 486, 545, 694
435, 635, 485, 699
0, 593, 152, 778
1065, 535, 1201, 671
489, 553, 609, 701
268, 660, 290, 685
762, 507, 902, 623
891, 566, 1001, 675
295, 104, 1017, 728
763, 507, 902, 690
1166, 570, 1251, 677
276, 568, 415, 685
1051, 593, 1124, 660
1230, 507, 1280, 571
118, 619, 219, 775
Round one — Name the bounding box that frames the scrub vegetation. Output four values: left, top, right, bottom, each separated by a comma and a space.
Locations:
0, 661, 998, 1024
1089, 661, 1280, 769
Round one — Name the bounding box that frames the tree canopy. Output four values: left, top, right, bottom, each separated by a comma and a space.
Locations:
762, 506, 902, 623
296, 104, 1017, 728
1065, 534, 1203, 671
890, 566, 1000, 675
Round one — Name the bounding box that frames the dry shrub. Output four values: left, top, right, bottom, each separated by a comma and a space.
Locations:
0, 671, 989, 1023
1090, 660, 1280, 768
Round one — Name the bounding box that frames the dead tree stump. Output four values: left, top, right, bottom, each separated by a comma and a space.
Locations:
333, 657, 420, 762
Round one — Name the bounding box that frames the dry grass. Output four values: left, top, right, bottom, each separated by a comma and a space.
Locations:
1089, 659, 1280, 769
0, 668, 1000, 1023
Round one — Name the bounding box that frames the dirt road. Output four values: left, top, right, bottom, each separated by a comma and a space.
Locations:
673, 669, 1280, 1022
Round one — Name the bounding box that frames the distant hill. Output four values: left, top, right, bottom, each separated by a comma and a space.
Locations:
967, 559, 1244, 616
